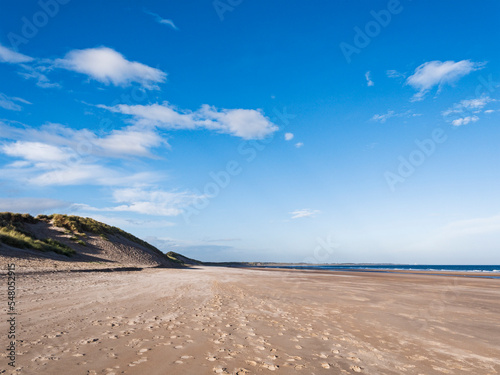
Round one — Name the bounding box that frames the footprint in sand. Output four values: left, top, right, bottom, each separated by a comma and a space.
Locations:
128, 357, 148, 367
261, 363, 279, 371
235, 369, 250, 375
350, 365, 362, 372
213, 366, 229, 374
80, 338, 99, 345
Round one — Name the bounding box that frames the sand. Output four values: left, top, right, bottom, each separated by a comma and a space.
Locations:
1, 266, 499, 374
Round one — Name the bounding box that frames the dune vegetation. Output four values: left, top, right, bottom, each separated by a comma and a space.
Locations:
0, 212, 75, 256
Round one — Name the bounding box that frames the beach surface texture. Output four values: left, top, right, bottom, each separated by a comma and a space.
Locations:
1, 266, 499, 374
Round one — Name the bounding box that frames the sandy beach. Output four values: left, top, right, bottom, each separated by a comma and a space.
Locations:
2, 266, 500, 374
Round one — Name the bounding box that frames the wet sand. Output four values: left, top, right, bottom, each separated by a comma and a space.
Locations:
2, 266, 499, 374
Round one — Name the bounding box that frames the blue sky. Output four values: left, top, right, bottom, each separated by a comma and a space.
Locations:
1, 0, 500, 263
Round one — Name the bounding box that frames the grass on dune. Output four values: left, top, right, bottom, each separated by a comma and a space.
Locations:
0, 225, 75, 257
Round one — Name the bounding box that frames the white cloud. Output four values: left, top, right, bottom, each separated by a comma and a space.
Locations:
484, 109, 495, 114
0, 43, 34, 64
101, 102, 278, 140
365, 71, 374, 86
295, 142, 304, 148
2, 141, 74, 162
144, 10, 178, 30
55, 47, 167, 89
284, 132, 294, 141
0, 93, 31, 111
290, 208, 320, 219
406, 60, 483, 101
94, 128, 165, 157
451, 116, 479, 126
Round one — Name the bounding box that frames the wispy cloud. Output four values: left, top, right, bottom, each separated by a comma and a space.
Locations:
442, 96, 494, 116
371, 109, 419, 123
109, 187, 199, 216
284, 132, 294, 141
290, 208, 320, 219
0, 43, 60, 89
440, 213, 500, 238
442, 95, 495, 126
144, 9, 178, 30
406, 60, 484, 101
295, 142, 304, 148
55, 47, 167, 89
365, 71, 374, 86
18, 64, 60, 89
0, 43, 34, 64
371, 110, 395, 123
73, 186, 203, 217
100, 102, 278, 140
0, 93, 31, 111
386, 69, 405, 79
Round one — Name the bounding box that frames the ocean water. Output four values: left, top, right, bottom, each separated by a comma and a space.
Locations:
259, 264, 500, 278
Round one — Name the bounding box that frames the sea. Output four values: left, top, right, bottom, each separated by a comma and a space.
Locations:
258, 264, 500, 278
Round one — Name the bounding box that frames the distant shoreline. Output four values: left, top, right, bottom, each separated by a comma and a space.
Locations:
203, 262, 500, 272
243, 265, 500, 279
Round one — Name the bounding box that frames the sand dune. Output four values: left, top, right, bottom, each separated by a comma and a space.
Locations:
0, 213, 178, 270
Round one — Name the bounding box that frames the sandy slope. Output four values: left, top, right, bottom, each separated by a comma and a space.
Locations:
1, 267, 499, 374
0, 221, 175, 271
